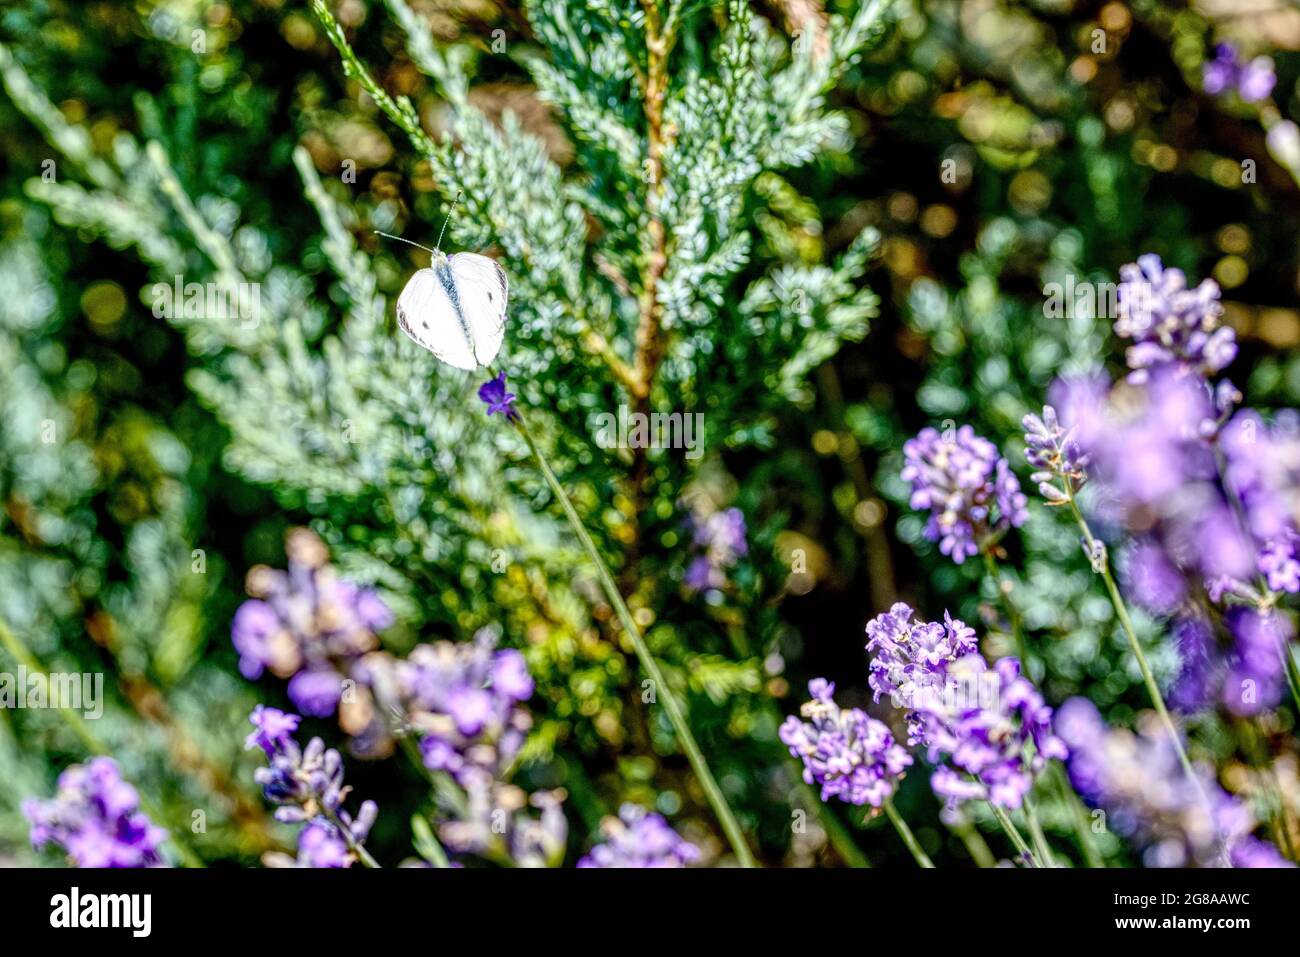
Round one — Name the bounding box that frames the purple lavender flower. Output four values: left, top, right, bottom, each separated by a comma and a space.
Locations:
1202, 44, 1239, 95
682, 502, 748, 593
290, 820, 353, 868
1058, 698, 1290, 867
779, 679, 913, 807
1068, 371, 1299, 716
577, 804, 700, 868
1121, 540, 1187, 617
477, 371, 518, 420
1221, 607, 1288, 717
1258, 535, 1300, 593
231, 528, 392, 718
247, 707, 378, 868
902, 425, 1027, 564
1239, 58, 1277, 102
1203, 43, 1276, 102
1167, 616, 1215, 713
245, 705, 301, 756
1022, 404, 1089, 503
22, 757, 168, 867
1231, 836, 1295, 868
1070, 370, 1252, 579
352, 629, 566, 867
1221, 409, 1300, 593
865, 602, 979, 741
1115, 255, 1235, 383
917, 656, 1067, 810
392, 632, 534, 784
1047, 373, 1112, 449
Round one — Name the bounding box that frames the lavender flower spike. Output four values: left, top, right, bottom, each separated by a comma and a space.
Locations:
397, 633, 535, 785
780, 679, 913, 807
231, 528, 393, 719
866, 602, 979, 742
23, 757, 168, 868
1115, 254, 1235, 383
902, 424, 1027, 564
1022, 404, 1089, 503
247, 707, 379, 868
920, 656, 1068, 811
577, 804, 700, 868
1058, 698, 1291, 868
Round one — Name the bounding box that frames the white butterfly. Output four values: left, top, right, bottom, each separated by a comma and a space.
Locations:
379, 229, 508, 370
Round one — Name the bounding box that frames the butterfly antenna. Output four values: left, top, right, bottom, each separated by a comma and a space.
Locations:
434, 189, 464, 253
373, 231, 439, 256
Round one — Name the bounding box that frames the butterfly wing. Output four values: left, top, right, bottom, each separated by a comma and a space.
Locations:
396, 267, 477, 370
448, 252, 508, 366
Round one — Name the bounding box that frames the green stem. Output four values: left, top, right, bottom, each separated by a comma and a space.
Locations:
1022, 793, 1056, 868
981, 549, 1027, 665
0, 615, 204, 868
411, 813, 452, 868
945, 807, 996, 868
1063, 490, 1197, 783
1052, 761, 1104, 868
311, 0, 434, 155
1064, 488, 1232, 863
510, 410, 756, 867
988, 801, 1039, 867
882, 797, 933, 868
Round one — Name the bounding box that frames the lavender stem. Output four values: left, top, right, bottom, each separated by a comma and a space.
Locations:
1062, 485, 1199, 783
988, 800, 1039, 867
882, 796, 933, 868
509, 408, 756, 868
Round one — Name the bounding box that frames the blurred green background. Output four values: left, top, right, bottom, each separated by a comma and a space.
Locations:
2, 0, 1298, 867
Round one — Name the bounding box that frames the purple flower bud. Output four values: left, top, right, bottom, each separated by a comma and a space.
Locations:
294, 820, 352, 868
1238, 56, 1277, 102
1202, 44, 1239, 95
477, 371, 519, 420
245, 705, 301, 756
902, 425, 1027, 564
288, 668, 344, 717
